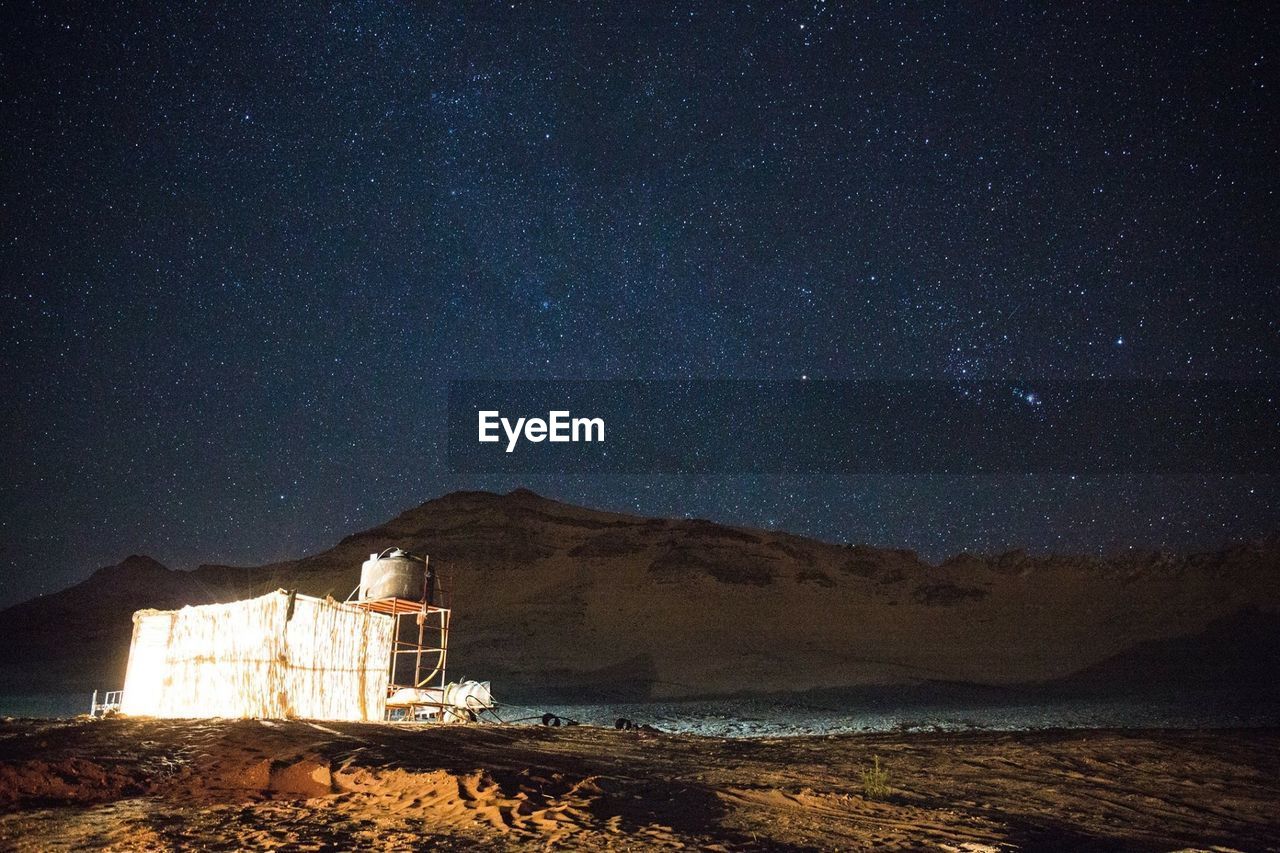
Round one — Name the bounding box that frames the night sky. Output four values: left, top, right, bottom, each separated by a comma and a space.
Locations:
2, 2, 1276, 607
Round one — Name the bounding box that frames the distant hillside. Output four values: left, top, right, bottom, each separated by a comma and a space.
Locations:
2, 489, 1278, 702
1046, 607, 1280, 697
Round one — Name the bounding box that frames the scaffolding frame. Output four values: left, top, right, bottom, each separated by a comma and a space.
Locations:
353, 596, 451, 721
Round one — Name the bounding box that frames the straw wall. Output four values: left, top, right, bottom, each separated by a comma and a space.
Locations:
119, 590, 391, 720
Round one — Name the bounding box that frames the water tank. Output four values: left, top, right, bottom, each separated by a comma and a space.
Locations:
360, 548, 427, 601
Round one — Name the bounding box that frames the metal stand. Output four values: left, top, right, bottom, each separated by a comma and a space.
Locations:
90, 689, 122, 717
353, 597, 451, 721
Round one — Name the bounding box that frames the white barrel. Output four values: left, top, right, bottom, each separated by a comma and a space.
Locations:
359, 549, 427, 601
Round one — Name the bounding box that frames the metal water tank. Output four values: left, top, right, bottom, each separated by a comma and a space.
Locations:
360, 548, 427, 601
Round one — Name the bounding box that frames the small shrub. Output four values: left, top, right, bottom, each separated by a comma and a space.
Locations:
861, 754, 891, 800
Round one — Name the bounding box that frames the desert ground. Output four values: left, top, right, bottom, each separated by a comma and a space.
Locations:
0, 717, 1277, 851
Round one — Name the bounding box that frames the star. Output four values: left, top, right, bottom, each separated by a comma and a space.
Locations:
1, 0, 1272, 604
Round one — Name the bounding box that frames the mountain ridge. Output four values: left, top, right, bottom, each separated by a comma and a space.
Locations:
3, 488, 1278, 702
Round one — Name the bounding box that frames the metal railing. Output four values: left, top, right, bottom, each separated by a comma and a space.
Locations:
90, 689, 122, 717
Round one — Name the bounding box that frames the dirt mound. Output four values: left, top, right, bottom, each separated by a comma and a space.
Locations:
0, 757, 143, 808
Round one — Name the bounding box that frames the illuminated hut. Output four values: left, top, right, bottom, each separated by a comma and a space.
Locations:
117, 549, 451, 721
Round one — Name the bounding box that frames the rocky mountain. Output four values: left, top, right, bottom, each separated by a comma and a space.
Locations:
3, 488, 1278, 702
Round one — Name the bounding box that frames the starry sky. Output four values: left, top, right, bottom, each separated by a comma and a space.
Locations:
2, 1, 1276, 606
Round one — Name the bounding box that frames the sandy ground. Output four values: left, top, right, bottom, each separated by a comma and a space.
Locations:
0, 718, 1277, 851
